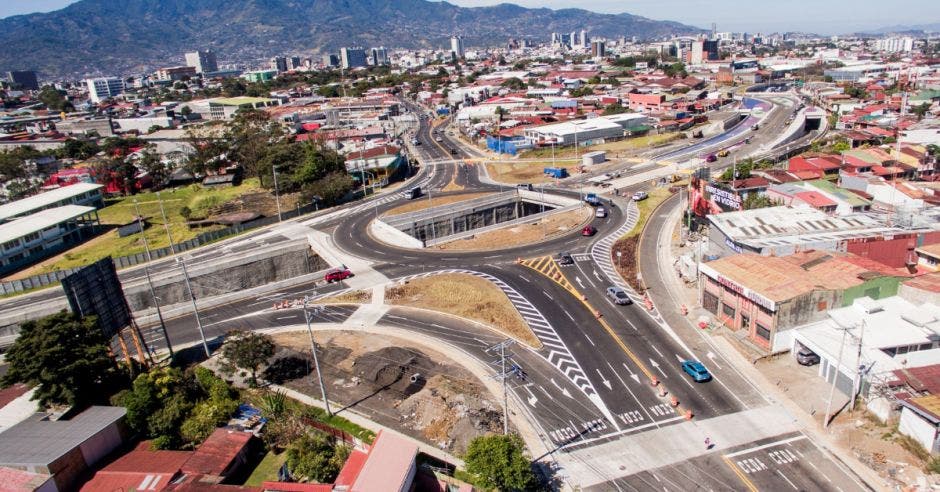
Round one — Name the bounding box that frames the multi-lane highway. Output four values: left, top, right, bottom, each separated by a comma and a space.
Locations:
0, 92, 866, 490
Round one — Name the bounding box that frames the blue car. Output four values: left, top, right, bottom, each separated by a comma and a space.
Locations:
681, 360, 712, 382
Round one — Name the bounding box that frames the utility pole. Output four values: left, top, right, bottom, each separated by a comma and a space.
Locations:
486, 339, 516, 435
177, 257, 210, 357
824, 326, 849, 429
157, 191, 176, 254
134, 199, 173, 358
303, 295, 332, 416
852, 319, 867, 411
272, 165, 283, 222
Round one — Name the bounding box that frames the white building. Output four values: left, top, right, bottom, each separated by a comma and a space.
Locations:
184, 50, 218, 74
875, 37, 914, 53
523, 114, 649, 146
450, 36, 465, 59
84, 77, 124, 103
791, 297, 940, 418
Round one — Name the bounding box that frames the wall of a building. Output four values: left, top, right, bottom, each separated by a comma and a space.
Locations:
841, 276, 902, 306
898, 407, 939, 455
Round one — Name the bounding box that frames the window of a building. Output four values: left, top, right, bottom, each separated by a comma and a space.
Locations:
703, 292, 719, 314
23, 232, 40, 243
740, 313, 751, 329
756, 323, 771, 341
2, 239, 20, 251
722, 303, 735, 319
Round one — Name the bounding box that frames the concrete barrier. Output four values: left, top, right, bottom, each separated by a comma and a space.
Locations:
370, 218, 425, 250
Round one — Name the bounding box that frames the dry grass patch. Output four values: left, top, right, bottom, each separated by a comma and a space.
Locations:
383, 192, 492, 216
484, 161, 572, 184
442, 174, 464, 192
386, 273, 540, 348
314, 289, 372, 304
435, 207, 591, 251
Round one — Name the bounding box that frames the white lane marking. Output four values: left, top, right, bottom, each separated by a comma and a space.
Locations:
775, 470, 799, 490
725, 435, 807, 458
565, 311, 576, 322
542, 290, 554, 300
650, 344, 665, 358
584, 332, 596, 346
276, 316, 298, 320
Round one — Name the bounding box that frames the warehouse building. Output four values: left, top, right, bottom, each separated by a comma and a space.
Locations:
523, 114, 649, 146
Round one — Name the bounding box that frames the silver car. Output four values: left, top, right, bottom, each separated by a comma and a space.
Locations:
606, 286, 632, 305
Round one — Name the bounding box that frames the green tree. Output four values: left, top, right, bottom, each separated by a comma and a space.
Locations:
179, 105, 193, 117
602, 103, 629, 116
138, 150, 170, 189
286, 433, 351, 483
221, 331, 275, 385
227, 109, 287, 181
663, 62, 688, 78
742, 193, 778, 210
501, 77, 526, 90
60, 138, 100, 159
304, 171, 354, 206
913, 102, 931, 121
720, 160, 753, 181
184, 126, 229, 176
38, 85, 72, 112
180, 374, 238, 445
1, 312, 117, 408
464, 434, 537, 491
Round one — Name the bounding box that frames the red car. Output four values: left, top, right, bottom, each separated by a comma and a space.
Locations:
324, 267, 352, 283
582, 225, 597, 236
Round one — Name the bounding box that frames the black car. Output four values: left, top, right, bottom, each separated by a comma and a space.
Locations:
557, 253, 574, 265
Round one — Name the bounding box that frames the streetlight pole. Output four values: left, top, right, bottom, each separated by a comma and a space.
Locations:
272, 165, 283, 222
177, 257, 210, 357
303, 295, 332, 416
157, 191, 175, 254
134, 199, 173, 357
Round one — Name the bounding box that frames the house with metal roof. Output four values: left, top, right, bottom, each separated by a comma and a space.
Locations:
0, 406, 127, 492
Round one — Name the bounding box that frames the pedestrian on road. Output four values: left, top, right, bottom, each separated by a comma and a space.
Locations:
705, 437, 712, 449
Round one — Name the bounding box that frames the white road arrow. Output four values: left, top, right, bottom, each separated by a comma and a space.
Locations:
550, 378, 573, 399
521, 384, 538, 407
623, 362, 641, 384
575, 276, 585, 289
707, 351, 723, 369
675, 353, 685, 363
650, 358, 667, 377
593, 269, 602, 281
538, 385, 555, 401
596, 369, 613, 390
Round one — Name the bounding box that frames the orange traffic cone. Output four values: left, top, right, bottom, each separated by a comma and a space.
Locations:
671, 396, 679, 407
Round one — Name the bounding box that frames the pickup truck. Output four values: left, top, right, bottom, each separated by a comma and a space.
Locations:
584, 193, 602, 206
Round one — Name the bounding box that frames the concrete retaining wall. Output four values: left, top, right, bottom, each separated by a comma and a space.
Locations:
426, 203, 582, 247
370, 218, 425, 249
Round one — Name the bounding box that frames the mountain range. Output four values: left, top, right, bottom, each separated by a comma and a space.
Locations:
0, 0, 702, 81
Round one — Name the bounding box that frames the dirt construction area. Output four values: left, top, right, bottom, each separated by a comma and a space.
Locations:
268, 330, 503, 455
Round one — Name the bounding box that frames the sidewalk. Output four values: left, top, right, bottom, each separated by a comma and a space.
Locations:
561, 404, 800, 487
639, 198, 889, 491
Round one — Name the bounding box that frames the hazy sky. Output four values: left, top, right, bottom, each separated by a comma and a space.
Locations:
0, 0, 937, 34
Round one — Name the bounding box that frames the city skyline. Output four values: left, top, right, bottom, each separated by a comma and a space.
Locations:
1, 0, 938, 34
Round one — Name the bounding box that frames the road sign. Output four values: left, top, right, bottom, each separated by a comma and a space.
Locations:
61, 257, 130, 338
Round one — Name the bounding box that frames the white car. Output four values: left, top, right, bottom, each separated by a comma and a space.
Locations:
632, 191, 648, 201
595, 207, 607, 218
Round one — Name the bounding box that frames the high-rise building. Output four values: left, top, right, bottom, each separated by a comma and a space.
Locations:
875, 37, 914, 53
580, 30, 589, 48
591, 40, 606, 58
370, 47, 389, 66
5, 71, 39, 90
340, 47, 368, 69
450, 36, 465, 59
184, 50, 218, 74
84, 77, 124, 103
270, 56, 288, 73
288, 56, 303, 70
323, 54, 340, 67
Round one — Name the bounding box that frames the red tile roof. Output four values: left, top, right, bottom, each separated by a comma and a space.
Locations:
261, 482, 332, 492
794, 191, 837, 208
0, 467, 52, 491
182, 429, 252, 477
334, 449, 368, 487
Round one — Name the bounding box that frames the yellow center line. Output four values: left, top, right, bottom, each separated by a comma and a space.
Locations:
722, 455, 759, 492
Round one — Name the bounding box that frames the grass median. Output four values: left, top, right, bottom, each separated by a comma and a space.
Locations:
386, 273, 541, 348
